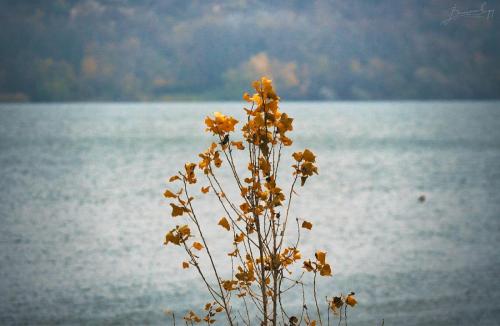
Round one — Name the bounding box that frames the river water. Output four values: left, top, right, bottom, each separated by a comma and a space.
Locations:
0, 101, 499, 325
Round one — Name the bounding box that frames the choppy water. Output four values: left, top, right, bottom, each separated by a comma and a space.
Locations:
0, 102, 499, 325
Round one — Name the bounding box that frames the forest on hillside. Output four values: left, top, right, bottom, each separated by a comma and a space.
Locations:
0, 0, 498, 101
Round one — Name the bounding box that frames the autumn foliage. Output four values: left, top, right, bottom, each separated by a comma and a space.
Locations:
163, 77, 356, 325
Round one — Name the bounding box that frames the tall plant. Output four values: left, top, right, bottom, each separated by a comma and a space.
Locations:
163, 77, 356, 325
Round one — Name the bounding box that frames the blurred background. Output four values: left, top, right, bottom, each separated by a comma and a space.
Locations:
0, 0, 499, 102
0, 1, 499, 325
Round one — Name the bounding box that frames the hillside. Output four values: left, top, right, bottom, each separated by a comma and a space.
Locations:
0, 0, 498, 101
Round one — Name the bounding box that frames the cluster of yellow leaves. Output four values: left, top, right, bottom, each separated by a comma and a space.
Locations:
221, 254, 257, 296
180, 302, 226, 324
180, 243, 203, 269
279, 247, 302, 270
204, 302, 224, 313
201, 302, 225, 324
164, 177, 193, 218
183, 310, 202, 323
235, 255, 256, 284
303, 250, 332, 276
198, 142, 222, 175
205, 112, 239, 136
185, 162, 197, 184
161, 77, 353, 325
242, 77, 294, 151
329, 292, 357, 315
292, 149, 318, 186
222, 279, 238, 291
164, 225, 191, 246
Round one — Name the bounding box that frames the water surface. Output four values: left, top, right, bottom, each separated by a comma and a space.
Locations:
0, 102, 499, 325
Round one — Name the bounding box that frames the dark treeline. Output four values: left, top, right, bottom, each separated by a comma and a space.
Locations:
0, 0, 498, 101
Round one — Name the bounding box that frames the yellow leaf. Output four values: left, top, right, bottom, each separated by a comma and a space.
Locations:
292, 151, 303, 162
234, 232, 245, 243
303, 260, 314, 272
252, 80, 261, 92
215, 306, 224, 313
182, 261, 189, 269
346, 294, 357, 307
178, 225, 191, 237
170, 203, 186, 217
231, 141, 245, 150
331, 296, 344, 310
320, 263, 332, 276
243, 92, 251, 102
278, 113, 294, 133
281, 134, 293, 146
201, 186, 210, 194
218, 217, 230, 231
302, 220, 313, 230
164, 230, 179, 246
228, 248, 239, 257
163, 189, 177, 198
222, 279, 237, 291
302, 149, 316, 162
169, 175, 180, 182
192, 242, 204, 250
315, 251, 326, 265
184, 162, 197, 184
240, 202, 250, 213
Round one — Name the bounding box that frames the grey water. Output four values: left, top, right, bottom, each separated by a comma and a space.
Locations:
0, 102, 499, 325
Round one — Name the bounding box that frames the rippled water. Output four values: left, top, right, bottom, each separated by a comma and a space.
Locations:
0, 102, 499, 325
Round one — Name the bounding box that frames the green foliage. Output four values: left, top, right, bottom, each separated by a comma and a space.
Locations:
0, 0, 498, 101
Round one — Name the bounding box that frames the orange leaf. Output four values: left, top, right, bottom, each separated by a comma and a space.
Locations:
178, 225, 191, 237
218, 217, 230, 231
228, 248, 239, 257
303, 260, 314, 272
315, 250, 326, 265
182, 261, 189, 269
320, 263, 332, 276
192, 242, 204, 250
169, 175, 180, 182
302, 149, 316, 162
170, 203, 189, 217
239, 202, 250, 213
234, 232, 245, 243
164, 230, 179, 246
231, 141, 245, 150
163, 189, 177, 198
346, 294, 357, 307
302, 220, 313, 230
292, 151, 303, 162
201, 186, 210, 194
243, 92, 251, 102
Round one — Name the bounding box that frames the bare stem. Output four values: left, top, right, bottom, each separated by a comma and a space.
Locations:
313, 272, 323, 326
